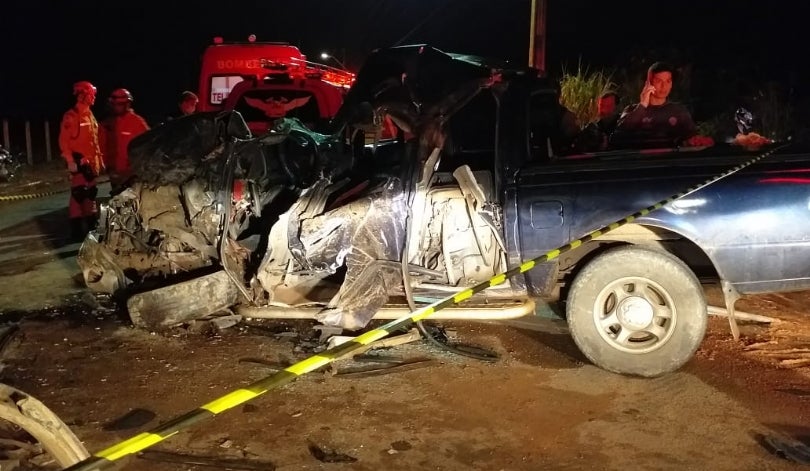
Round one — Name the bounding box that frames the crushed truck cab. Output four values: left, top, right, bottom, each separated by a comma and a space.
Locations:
79, 45, 810, 377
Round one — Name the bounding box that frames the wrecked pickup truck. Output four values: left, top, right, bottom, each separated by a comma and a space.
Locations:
78, 45, 810, 377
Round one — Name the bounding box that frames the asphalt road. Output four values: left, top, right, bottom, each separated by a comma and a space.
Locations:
0, 183, 109, 311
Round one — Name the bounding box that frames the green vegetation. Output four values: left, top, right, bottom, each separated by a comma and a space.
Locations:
558, 61, 616, 128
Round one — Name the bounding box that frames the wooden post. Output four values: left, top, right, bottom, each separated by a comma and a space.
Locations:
1, 119, 8, 150
44, 121, 52, 161
528, 0, 547, 73
528, 0, 536, 67
24, 120, 33, 165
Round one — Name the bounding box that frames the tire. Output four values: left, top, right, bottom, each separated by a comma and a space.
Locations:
0, 384, 90, 467
566, 246, 707, 377
127, 270, 241, 330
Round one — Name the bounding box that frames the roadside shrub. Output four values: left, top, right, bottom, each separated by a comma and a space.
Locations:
751, 82, 794, 140
696, 112, 736, 142
559, 61, 616, 128
698, 83, 797, 142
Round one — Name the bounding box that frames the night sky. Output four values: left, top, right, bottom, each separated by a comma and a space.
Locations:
1, 0, 803, 123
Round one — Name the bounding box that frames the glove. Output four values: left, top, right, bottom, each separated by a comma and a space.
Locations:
69, 152, 84, 174
80, 164, 97, 181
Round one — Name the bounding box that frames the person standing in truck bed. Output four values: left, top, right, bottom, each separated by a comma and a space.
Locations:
610, 62, 697, 149
574, 91, 621, 152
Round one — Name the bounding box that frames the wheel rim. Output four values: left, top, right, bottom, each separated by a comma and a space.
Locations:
592, 276, 677, 354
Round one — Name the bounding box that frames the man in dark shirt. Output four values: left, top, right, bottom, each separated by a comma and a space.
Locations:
611, 62, 697, 148
596, 92, 620, 135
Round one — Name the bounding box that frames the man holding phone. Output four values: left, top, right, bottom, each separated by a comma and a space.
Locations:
611, 62, 705, 149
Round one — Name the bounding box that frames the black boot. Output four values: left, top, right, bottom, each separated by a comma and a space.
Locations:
84, 214, 99, 234
69, 218, 86, 243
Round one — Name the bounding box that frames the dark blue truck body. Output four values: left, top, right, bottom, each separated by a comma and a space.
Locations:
508, 149, 810, 297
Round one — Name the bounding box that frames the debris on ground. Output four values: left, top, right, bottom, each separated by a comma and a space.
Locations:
758, 434, 810, 465
237, 357, 291, 372
307, 441, 357, 463
0, 324, 19, 357
102, 408, 155, 431
313, 325, 343, 342
138, 449, 276, 470
330, 328, 422, 360
219, 438, 234, 449
332, 356, 436, 378
386, 440, 413, 454
707, 305, 778, 324
210, 314, 243, 331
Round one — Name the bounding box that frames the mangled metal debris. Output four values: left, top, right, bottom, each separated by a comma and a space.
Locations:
77, 45, 535, 331
138, 449, 277, 470
759, 434, 810, 465
331, 356, 436, 379
307, 442, 357, 463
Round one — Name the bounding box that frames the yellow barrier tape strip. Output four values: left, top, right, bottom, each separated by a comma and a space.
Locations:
201, 388, 260, 414
96, 432, 169, 461
63, 146, 783, 471
0, 190, 65, 201
0, 177, 111, 201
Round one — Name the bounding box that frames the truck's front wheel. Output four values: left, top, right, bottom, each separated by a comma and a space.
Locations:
566, 246, 707, 377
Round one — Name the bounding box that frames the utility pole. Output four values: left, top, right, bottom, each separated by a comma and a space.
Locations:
528, 0, 547, 73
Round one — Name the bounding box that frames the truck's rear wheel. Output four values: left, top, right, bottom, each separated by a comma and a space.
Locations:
566, 246, 707, 377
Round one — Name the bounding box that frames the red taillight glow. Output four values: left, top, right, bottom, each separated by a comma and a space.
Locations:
759, 178, 810, 184
233, 180, 245, 201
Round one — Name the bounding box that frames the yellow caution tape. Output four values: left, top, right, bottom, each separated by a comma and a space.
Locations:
63, 146, 783, 471
0, 189, 68, 201
0, 177, 111, 202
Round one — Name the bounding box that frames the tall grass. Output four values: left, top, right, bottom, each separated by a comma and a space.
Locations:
696, 83, 796, 141
753, 82, 794, 140
559, 61, 616, 128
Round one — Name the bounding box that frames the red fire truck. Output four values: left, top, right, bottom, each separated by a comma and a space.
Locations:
198, 35, 355, 134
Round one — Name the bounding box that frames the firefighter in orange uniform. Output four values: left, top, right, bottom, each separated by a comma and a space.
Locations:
59, 81, 104, 241
99, 88, 149, 193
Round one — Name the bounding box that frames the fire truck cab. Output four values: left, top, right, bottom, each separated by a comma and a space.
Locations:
198, 36, 355, 134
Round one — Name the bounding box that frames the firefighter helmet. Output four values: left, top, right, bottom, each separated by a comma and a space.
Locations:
109, 88, 134, 105
73, 81, 97, 97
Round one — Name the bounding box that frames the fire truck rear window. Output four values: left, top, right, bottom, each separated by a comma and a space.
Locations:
232, 90, 320, 126
210, 76, 245, 104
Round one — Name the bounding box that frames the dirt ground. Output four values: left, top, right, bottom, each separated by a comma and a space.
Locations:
0, 289, 808, 471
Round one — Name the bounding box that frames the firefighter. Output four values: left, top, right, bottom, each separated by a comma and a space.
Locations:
59, 81, 104, 241
177, 90, 198, 117
99, 88, 149, 193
